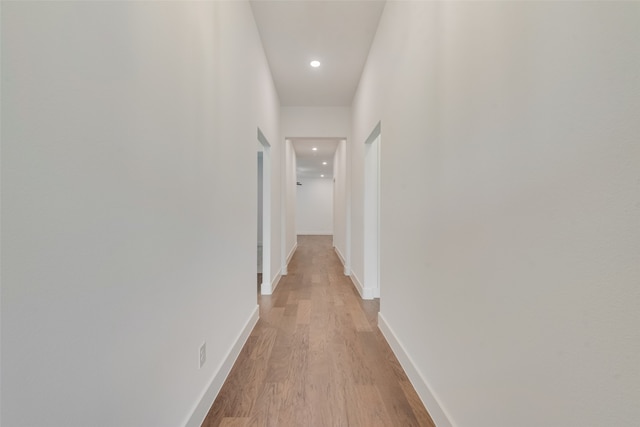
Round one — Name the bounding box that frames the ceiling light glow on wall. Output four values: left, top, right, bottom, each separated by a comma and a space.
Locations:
322, 162, 327, 165
321, 174, 325, 178
312, 147, 318, 151
310, 60, 321, 68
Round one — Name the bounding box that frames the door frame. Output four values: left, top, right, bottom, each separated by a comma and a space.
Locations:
363, 122, 381, 299
257, 128, 272, 294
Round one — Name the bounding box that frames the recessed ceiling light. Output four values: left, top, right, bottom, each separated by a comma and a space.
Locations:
321, 174, 325, 178
312, 147, 318, 151
310, 60, 321, 68
322, 162, 327, 165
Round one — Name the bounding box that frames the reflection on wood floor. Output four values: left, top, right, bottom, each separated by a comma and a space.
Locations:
202, 235, 435, 427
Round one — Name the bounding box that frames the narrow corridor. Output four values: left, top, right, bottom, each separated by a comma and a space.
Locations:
202, 236, 435, 426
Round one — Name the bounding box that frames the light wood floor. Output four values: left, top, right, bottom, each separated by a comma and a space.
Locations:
202, 235, 435, 427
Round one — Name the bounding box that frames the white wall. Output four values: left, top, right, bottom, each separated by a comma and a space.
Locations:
296, 178, 333, 235
281, 106, 350, 138
352, 2, 640, 426
1, 2, 280, 426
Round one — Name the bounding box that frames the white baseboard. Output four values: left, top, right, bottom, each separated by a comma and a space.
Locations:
333, 247, 351, 276
334, 246, 346, 265
184, 306, 259, 427
349, 272, 374, 300
261, 269, 281, 296
378, 313, 454, 427
281, 242, 297, 276
270, 269, 282, 294
286, 242, 297, 265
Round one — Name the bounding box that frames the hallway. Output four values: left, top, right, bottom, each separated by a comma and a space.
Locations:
202, 236, 435, 427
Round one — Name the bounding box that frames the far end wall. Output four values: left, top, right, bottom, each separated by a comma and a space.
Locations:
296, 178, 333, 235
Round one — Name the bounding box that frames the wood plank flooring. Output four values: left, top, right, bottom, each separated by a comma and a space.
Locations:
202, 235, 435, 427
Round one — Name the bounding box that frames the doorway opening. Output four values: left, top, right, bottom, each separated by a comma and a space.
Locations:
364, 122, 381, 299
257, 128, 272, 295
288, 138, 345, 266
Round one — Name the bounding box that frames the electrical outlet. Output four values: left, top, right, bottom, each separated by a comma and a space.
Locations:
199, 342, 206, 369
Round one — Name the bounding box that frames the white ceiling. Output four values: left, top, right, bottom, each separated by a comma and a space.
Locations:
250, 0, 386, 107
251, 1, 383, 178
292, 138, 341, 180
